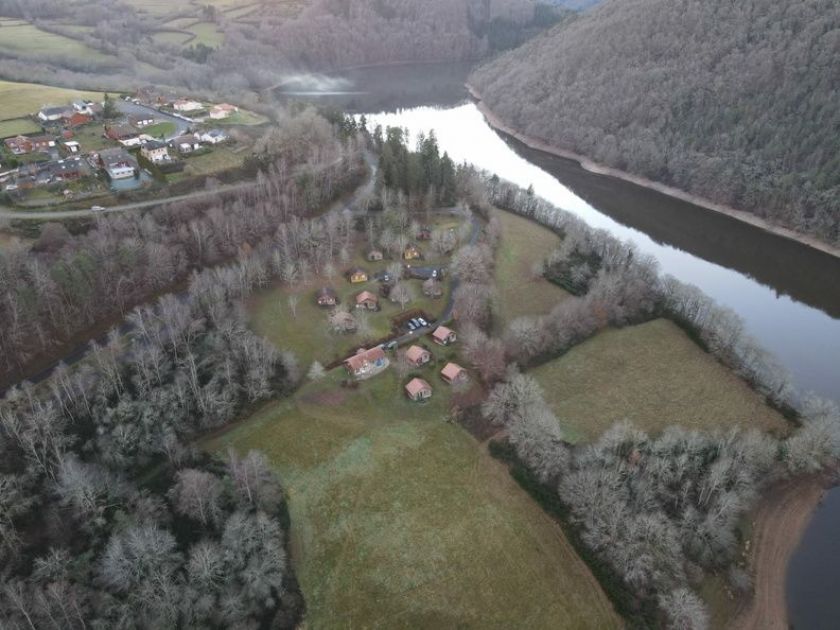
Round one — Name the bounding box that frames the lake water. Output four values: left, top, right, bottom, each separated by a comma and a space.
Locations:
277, 62, 840, 627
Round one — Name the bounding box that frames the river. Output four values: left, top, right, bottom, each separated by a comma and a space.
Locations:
276, 62, 840, 628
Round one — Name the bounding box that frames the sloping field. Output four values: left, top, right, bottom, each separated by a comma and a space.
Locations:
493, 208, 569, 328
0, 80, 104, 121
0, 118, 41, 139
532, 319, 789, 442
0, 22, 112, 61
207, 370, 620, 628
186, 21, 225, 46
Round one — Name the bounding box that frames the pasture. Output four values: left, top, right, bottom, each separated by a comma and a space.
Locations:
186, 22, 225, 47
206, 369, 621, 628
0, 22, 112, 61
492, 207, 569, 328
531, 318, 789, 442
0, 80, 104, 123
0, 118, 41, 139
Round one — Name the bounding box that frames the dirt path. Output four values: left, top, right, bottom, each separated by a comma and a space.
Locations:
466, 84, 840, 262
729, 477, 825, 630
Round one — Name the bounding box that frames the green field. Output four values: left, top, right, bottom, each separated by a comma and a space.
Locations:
207, 368, 620, 628
215, 110, 269, 126
127, 0, 181, 15
0, 80, 104, 121
179, 147, 245, 177
531, 319, 789, 442
0, 23, 112, 61
187, 22, 225, 47
151, 30, 192, 46
0, 118, 42, 139
142, 121, 177, 138
492, 207, 569, 328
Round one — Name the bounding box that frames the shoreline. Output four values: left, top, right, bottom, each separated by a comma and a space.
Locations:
465, 84, 840, 262
729, 476, 826, 630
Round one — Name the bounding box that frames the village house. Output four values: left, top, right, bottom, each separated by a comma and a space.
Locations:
65, 112, 91, 129
347, 267, 369, 284
72, 100, 97, 116
316, 287, 339, 307
140, 140, 170, 163
197, 129, 227, 145
38, 106, 71, 123
441, 362, 469, 386
97, 148, 137, 180
170, 135, 203, 154
173, 99, 203, 112
105, 124, 141, 146
405, 378, 433, 402
4, 135, 56, 155
62, 140, 81, 154
209, 103, 238, 119
355, 290, 379, 311
403, 244, 422, 260
344, 346, 389, 379
367, 249, 384, 262
432, 325, 457, 346
48, 157, 87, 183
405, 345, 432, 368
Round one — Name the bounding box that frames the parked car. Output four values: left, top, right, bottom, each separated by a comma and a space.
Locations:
384, 341, 398, 351
407, 321, 418, 331
417, 318, 429, 327
91, 205, 105, 213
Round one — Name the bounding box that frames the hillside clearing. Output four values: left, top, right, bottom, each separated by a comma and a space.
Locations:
493, 207, 569, 328
206, 370, 621, 628
0, 23, 113, 61
531, 319, 789, 442
0, 80, 104, 121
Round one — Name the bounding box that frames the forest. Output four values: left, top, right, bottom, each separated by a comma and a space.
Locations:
469, 0, 840, 245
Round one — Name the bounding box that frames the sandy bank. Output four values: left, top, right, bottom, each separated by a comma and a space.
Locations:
466, 84, 840, 262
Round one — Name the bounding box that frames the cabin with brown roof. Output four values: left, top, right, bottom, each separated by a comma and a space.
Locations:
441, 362, 468, 385
432, 326, 457, 346
405, 345, 431, 367
355, 290, 379, 311
315, 287, 338, 307
405, 378, 432, 402
347, 267, 369, 284
344, 346, 389, 379
367, 249, 384, 262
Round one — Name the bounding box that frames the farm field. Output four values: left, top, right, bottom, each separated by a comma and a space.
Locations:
0, 80, 105, 121
492, 207, 569, 328
126, 0, 181, 15
0, 22, 113, 61
0, 118, 42, 139
151, 30, 192, 46
179, 146, 245, 177
206, 368, 621, 628
187, 22, 225, 47
531, 318, 789, 442
215, 110, 269, 126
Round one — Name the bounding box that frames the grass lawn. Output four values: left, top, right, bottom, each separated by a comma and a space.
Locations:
187, 22, 225, 47
164, 17, 200, 29
142, 121, 176, 138
215, 110, 269, 126
151, 30, 192, 46
0, 118, 42, 139
531, 319, 789, 443
0, 80, 104, 121
205, 368, 620, 628
70, 125, 113, 152
492, 207, 569, 329
0, 23, 113, 61
180, 147, 245, 176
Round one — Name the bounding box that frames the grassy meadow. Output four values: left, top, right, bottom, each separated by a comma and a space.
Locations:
0, 118, 42, 139
531, 318, 789, 442
0, 22, 112, 61
187, 22, 225, 47
206, 368, 621, 628
492, 207, 569, 328
0, 80, 104, 121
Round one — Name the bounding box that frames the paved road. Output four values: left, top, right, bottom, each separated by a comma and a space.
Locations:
114, 100, 191, 140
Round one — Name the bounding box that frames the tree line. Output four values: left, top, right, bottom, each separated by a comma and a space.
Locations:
470, 0, 840, 246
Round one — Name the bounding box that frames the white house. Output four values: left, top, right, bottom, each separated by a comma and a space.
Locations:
72, 101, 96, 116
173, 99, 203, 112
197, 129, 227, 144
209, 103, 238, 119
140, 140, 170, 163
37, 106, 70, 122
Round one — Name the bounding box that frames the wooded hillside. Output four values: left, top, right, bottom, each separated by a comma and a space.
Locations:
470, 0, 840, 244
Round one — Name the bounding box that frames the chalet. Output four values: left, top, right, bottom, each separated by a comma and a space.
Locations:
405, 345, 431, 368
316, 287, 338, 307
432, 326, 457, 346
441, 362, 469, 386
129, 114, 155, 128
347, 268, 369, 284
173, 99, 203, 112
355, 290, 379, 311
38, 106, 71, 122
344, 346, 389, 379
209, 103, 238, 119
405, 378, 432, 402
197, 129, 227, 144
105, 124, 140, 146
140, 140, 170, 163
367, 249, 384, 262
403, 244, 422, 260
98, 148, 137, 180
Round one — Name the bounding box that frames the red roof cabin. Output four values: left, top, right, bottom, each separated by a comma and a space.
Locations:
432, 326, 457, 346
441, 362, 469, 386
355, 290, 379, 311
405, 378, 432, 402
405, 345, 431, 367
344, 347, 389, 379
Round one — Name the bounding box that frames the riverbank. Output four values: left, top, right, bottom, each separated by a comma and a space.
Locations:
729, 476, 826, 630
466, 84, 840, 262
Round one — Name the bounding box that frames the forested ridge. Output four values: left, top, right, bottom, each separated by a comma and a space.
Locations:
470, 0, 840, 245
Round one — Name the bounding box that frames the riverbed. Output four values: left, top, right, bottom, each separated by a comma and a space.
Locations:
276, 62, 840, 628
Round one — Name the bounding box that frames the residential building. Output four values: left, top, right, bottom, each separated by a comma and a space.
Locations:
432, 326, 457, 346
72, 100, 97, 115
173, 99, 203, 112
98, 148, 137, 180
38, 106, 71, 122
403, 244, 422, 260
105, 124, 140, 146
344, 347, 389, 379
355, 290, 379, 311
405, 378, 432, 402
65, 112, 91, 128
441, 362, 469, 385
197, 129, 227, 144
367, 249, 384, 262
347, 268, 369, 284
209, 103, 238, 119
140, 140, 170, 163
405, 345, 431, 368
62, 140, 81, 154
316, 287, 339, 307
5, 135, 56, 155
